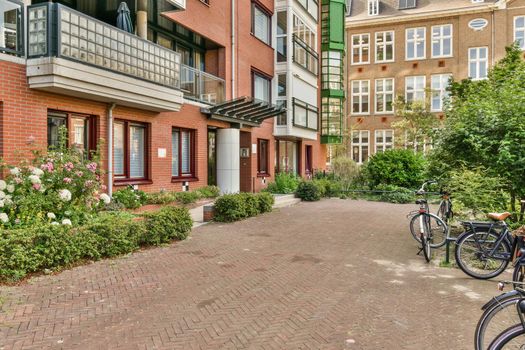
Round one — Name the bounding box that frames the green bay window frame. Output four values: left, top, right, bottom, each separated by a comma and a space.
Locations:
172, 127, 197, 181
293, 98, 318, 131
113, 120, 150, 183
292, 34, 319, 76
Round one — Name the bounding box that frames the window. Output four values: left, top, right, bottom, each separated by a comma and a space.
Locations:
277, 11, 287, 62
515, 16, 525, 50
468, 47, 488, 80
293, 15, 318, 75
278, 74, 287, 97
293, 98, 318, 130
351, 80, 370, 115
113, 121, 148, 181
47, 111, 95, 155
375, 130, 394, 153
0, 0, 23, 56
469, 18, 488, 31
351, 130, 370, 164
276, 75, 287, 126
276, 140, 298, 174
252, 3, 270, 45
368, 0, 379, 16
351, 33, 370, 64
431, 74, 452, 112
406, 27, 426, 60
297, 0, 319, 21
431, 24, 452, 58
305, 145, 313, 175
405, 76, 426, 104
276, 100, 287, 126
399, 0, 416, 9
172, 128, 195, 179
375, 31, 394, 62
257, 139, 269, 175
322, 51, 343, 90
253, 71, 271, 103
375, 78, 394, 113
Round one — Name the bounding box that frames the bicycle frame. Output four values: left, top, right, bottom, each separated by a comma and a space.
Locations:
465, 222, 514, 262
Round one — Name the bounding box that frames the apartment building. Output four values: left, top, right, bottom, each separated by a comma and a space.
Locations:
0, 0, 331, 195
346, 0, 525, 163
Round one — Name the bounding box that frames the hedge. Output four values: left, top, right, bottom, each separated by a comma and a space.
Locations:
0, 207, 193, 282
214, 192, 275, 222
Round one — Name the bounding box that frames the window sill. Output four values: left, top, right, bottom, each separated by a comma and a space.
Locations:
250, 33, 273, 49
198, 0, 210, 7
114, 179, 153, 186
172, 177, 199, 183
257, 173, 270, 178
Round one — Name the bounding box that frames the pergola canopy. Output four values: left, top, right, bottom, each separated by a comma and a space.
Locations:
201, 96, 286, 127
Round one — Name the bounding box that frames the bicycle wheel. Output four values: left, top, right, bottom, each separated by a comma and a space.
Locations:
513, 264, 525, 289
476, 295, 523, 350
410, 213, 448, 248
437, 200, 449, 224
421, 232, 432, 262
488, 324, 525, 349
455, 230, 511, 279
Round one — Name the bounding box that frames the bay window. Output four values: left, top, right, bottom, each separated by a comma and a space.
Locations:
113, 121, 149, 181
172, 128, 195, 179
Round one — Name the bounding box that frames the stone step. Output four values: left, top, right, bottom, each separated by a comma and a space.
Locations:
273, 194, 301, 209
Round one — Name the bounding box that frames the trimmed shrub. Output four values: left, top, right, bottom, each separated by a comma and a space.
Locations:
214, 194, 248, 222
175, 191, 202, 205
242, 193, 261, 217
265, 172, 300, 194
363, 149, 426, 189
196, 186, 221, 198
313, 179, 342, 198
142, 206, 193, 245
257, 192, 274, 213
375, 184, 415, 204
113, 187, 148, 209
296, 181, 322, 201
146, 191, 177, 205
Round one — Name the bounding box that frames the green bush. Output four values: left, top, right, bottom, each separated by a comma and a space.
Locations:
375, 184, 415, 204
113, 187, 148, 209
196, 186, 221, 198
242, 193, 261, 217
146, 191, 177, 205
265, 172, 300, 194
142, 206, 193, 245
175, 191, 202, 205
313, 179, 342, 198
363, 149, 426, 189
296, 181, 322, 201
256, 192, 274, 213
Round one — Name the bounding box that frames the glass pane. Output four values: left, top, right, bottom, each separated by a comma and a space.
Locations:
129, 125, 145, 178
71, 117, 88, 153
181, 131, 191, 174
47, 116, 67, 148
113, 122, 125, 175
253, 6, 269, 44
172, 130, 179, 176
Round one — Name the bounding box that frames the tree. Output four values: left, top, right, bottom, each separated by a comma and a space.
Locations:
429, 44, 525, 212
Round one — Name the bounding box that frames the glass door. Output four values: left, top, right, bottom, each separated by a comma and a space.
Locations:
276, 140, 298, 174
207, 129, 217, 186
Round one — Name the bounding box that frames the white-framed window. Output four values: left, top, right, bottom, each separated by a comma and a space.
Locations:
351, 33, 370, 65
468, 47, 488, 80
375, 78, 394, 114
431, 74, 452, 112
405, 76, 426, 104
368, 0, 379, 16
375, 31, 394, 62
431, 24, 452, 58
252, 3, 270, 45
351, 80, 370, 115
404, 131, 432, 154
406, 27, 426, 60
352, 130, 370, 164
375, 130, 394, 153
515, 16, 525, 50
276, 11, 287, 62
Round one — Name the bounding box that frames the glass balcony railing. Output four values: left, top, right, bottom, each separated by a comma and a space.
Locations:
180, 64, 225, 105
292, 34, 319, 76
27, 3, 181, 89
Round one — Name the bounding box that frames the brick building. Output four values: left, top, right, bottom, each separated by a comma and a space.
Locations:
346, 0, 525, 163
0, 0, 333, 195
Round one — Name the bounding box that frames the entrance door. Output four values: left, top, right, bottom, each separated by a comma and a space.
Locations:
207, 129, 217, 186
305, 145, 313, 177
276, 140, 298, 174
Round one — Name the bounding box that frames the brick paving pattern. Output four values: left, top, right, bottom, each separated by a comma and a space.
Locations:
0, 200, 505, 349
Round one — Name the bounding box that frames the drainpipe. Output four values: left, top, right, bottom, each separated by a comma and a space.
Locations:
231, 0, 236, 98
491, 9, 496, 67
137, 0, 148, 39
107, 103, 116, 197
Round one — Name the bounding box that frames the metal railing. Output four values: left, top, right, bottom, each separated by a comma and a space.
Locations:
292, 34, 318, 76
27, 3, 181, 89
180, 64, 225, 105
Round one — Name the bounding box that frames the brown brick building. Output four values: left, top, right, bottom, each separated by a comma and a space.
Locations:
345, 0, 525, 163
0, 0, 327, 195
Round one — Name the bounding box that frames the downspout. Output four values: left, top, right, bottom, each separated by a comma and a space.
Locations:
491, 8, 496, 67
231, 0, 236, 98
107, 103, 116, 197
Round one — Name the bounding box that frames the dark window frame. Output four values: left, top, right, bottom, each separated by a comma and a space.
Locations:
47, 110, 97, 155
0, 0, 24, 56
113, 119, 150, 184
172, 127, 198, 182
399, 0, 417, 10
251, 1, 272, 46
292, 34, 319, 76
257, 138, 270, 176
251, 68, 272, 103
292, 98, 319, 131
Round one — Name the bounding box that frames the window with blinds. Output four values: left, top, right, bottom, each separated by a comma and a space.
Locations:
113, 122, 125, 176
113, 121, 148, 181
172, 128, 195, 178
253, 72, 271, 103
129, 125, 145, 178
252, 4, 270, 45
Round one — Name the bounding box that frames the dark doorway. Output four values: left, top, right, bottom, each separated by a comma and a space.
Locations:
305, 145, 313, 177
207, 129, 217, 186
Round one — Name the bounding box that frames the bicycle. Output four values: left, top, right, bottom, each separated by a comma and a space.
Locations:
454, 212, 518, 280
436, 189, 453, 225
475, 281, 525, 350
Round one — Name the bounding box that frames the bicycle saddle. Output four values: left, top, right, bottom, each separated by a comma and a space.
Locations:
487, 212, 511, 221
415, 199, 427, 205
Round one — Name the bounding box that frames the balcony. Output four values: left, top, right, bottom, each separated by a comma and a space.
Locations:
181, 64, 225, 105
292, 35, 318, 76
25, 3, 184, 112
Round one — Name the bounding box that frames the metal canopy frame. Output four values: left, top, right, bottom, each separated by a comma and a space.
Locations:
201, 96, 286, 127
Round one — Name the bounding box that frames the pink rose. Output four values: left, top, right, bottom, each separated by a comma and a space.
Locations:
63, 162, 74, 171
87, 162, 97, 173
63, 177, 72, 184
75, 171, 84, 177
41, 162, 54, 172
84, 180, 94, 187
101, 185, 107, 191
14, 178, 22, 184
33, 183, 41, 191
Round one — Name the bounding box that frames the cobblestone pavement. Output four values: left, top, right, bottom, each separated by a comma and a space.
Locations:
0, 200, 506, 349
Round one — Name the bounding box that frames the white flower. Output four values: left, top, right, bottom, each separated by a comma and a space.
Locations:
32, 168, 44, 176
47, 212, 56, 220
28, 175, 41, 184
9, 167, 20, 176
0, 213, 8, 223
0, 201, 4, 208
0, 180, 6, 191
0, 191, 5, 199
58, 189, 72, 202
6, 184, 15, 193
100, 193, 111, 204
39, 185, 46, 193
51, 221, 60, 225
4, 197, 13, 206
62, 219, 72, 225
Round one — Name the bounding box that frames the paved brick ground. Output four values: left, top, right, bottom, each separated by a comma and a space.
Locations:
0, 200, 507, 349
